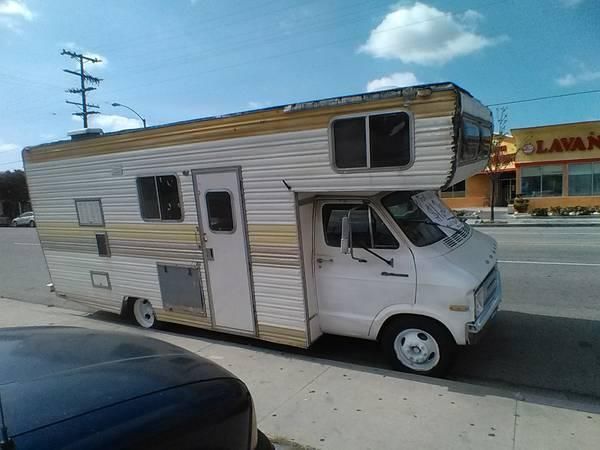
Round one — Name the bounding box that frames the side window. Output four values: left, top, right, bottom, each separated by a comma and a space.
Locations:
332, 111, 411, 170
322, 204, 398, 249
137, 175, 182, 221
332, 118, 366, 168
205, 191, 234, 232
369, 112, 411, 167
460, 120, 480, 163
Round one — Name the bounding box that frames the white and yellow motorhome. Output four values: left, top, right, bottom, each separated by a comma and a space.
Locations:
24, 83, 501, 375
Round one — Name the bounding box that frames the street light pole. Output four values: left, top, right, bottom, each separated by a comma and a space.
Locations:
111, 102, 147, 128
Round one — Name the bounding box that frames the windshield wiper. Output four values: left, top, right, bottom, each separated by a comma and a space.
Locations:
396, 218, 464, 234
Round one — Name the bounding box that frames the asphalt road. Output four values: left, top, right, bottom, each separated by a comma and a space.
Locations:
1, 227, 599, 403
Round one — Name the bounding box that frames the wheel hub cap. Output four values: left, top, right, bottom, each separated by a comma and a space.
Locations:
393, 328, 440, 371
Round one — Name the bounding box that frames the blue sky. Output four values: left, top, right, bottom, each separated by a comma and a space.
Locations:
1, 0, 599, 170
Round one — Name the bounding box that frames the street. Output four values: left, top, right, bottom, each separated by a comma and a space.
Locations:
1, 226, 599, 405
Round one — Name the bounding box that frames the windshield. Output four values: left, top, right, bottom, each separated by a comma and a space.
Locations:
381, 191, 447, 247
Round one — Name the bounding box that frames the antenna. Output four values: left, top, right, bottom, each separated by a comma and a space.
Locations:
0, 393, 15, 450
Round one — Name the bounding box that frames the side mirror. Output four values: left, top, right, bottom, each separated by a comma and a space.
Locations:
340, 216, 350, 254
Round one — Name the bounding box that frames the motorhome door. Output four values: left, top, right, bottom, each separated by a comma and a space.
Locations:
193, 169, 255, 334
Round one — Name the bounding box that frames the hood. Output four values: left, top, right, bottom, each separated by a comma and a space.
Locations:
443, 229, 497, 284
0, 327, 236, 437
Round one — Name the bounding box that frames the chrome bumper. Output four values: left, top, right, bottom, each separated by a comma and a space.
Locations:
466, 283, 502, 344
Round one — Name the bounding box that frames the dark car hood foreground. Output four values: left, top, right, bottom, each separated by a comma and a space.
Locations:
0, 327, 236, 437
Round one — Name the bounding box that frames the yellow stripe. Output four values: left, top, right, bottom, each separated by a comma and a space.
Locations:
25, 91, 456, 163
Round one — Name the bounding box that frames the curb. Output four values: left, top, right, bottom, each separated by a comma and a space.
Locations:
471, 222, 600, 227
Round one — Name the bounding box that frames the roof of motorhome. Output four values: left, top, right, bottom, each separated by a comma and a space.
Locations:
25, 82, 474, 152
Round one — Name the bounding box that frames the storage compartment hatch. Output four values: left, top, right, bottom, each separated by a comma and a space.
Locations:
157, 263, 205, 315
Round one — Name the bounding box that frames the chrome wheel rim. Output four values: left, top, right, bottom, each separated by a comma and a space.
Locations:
394, 328, 440, 371
133, 299, 155, 328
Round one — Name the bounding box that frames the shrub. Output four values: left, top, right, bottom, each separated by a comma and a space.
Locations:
513, 195, 529, 213
531, 208, 548, 216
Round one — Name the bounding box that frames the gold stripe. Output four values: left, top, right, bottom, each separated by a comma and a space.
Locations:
25, 91, 457, 163
155, 308, 212, 327
258, 324, 307, 348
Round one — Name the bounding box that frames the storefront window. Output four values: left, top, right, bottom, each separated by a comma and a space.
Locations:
521, 165, 563, 197
440, 180, 466, 198
568, 162, 600, 196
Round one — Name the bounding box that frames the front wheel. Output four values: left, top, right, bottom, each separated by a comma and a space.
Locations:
132, 298, 156, 329
29, 220, 36, 227
381, 316, 456, 377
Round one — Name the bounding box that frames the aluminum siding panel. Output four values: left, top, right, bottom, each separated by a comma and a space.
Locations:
26, 103, 456, 347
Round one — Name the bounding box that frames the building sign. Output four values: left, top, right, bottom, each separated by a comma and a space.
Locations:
523, 133, 600, 154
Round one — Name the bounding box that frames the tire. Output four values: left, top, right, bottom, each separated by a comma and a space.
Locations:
29, 220, 36, 227
381, 316, 456, 377
131, 298, 157, 329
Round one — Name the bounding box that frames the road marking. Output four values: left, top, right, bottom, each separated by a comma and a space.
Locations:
13, 242, 39, 246
499, 260, 600, 267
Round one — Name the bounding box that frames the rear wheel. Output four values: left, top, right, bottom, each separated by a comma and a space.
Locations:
132, 298, 156, 328
381, 316, 456, 377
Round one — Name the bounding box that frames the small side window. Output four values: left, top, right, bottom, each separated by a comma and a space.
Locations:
460, 120, 480, 163
479, 125, 492, 158
137, 175, 182, 221
96, 232, 110, 257
205, 191, 234, 232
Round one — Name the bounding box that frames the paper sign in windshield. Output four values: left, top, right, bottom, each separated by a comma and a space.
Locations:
411, 191, 463, 237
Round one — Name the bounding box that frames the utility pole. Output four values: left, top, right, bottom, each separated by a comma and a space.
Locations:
61, 49, 102, 128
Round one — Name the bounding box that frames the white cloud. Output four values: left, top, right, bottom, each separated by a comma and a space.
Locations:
0, 142, 19, 153
359, 2, 500, 65
557, 68, 600, 87
62, 43, 108, 69
366, 72, 420, 92
72, 114, 142, 132
560, 0, 584, 7
0, 0, 33, 30
0, 0, 32, 20
247, 100, 272, 109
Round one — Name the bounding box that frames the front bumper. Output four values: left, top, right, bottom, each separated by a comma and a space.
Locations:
466, 281, 502, 344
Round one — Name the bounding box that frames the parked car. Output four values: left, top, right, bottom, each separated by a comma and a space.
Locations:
0, 327, 273, 450
10, 211, 35, 227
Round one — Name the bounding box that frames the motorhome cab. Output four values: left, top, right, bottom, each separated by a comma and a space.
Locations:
24, 83, 501, 376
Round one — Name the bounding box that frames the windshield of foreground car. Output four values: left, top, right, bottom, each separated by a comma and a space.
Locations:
381, 191, 449, 247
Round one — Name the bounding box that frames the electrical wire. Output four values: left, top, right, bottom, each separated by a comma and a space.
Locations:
486, 89, 600, 106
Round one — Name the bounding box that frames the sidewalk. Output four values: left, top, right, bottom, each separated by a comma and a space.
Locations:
459, 207, 600, 227
1, 297, 599, 450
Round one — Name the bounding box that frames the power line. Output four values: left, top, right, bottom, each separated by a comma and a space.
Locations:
486, 89, 600, 106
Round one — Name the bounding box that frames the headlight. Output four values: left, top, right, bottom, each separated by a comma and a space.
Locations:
474, 285, 486, 317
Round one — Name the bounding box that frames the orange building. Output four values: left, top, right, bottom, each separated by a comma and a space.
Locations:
443, 120, 600, 210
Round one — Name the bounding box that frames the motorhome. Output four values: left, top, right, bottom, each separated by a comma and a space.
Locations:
23, 83, 501, 375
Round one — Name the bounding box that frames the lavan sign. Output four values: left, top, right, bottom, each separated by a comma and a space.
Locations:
522, 133, 600, 155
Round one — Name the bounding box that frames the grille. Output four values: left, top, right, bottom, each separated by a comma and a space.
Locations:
443, 223, 472, 248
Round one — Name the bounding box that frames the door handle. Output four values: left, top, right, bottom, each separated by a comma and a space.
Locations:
316, 257, 333, 263
381, 272, 408, 278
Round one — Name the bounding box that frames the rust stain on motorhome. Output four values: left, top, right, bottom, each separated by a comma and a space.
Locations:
24, 91, 457, 163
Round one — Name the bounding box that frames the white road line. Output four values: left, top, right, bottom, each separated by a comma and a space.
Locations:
499, 260, 600, 267
13, 242, 39, 246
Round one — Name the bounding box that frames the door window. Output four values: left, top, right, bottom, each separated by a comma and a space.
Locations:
205, 191, 235, 232
322, 204, 398, 249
